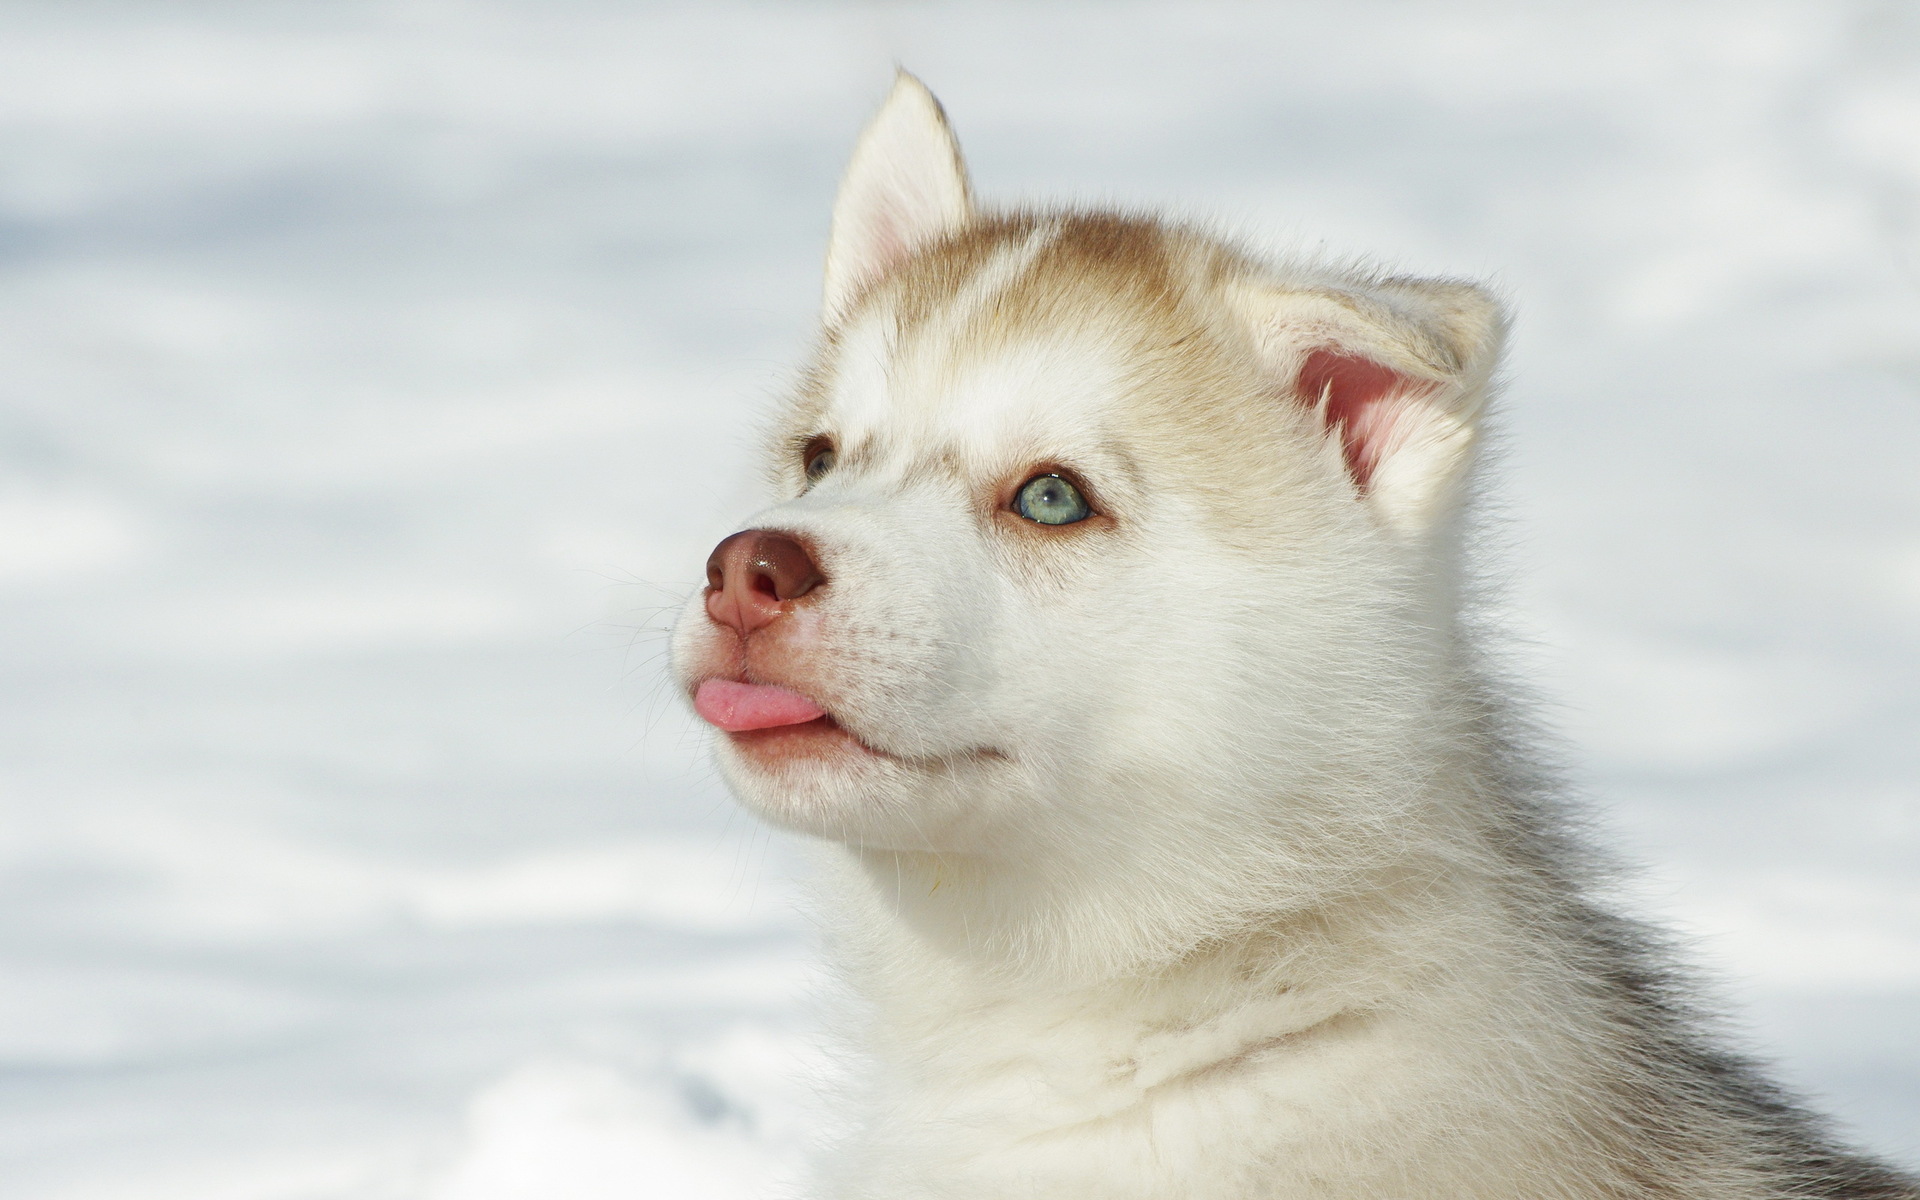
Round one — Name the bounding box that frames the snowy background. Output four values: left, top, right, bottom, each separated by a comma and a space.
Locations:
0, 2, 1915, 1196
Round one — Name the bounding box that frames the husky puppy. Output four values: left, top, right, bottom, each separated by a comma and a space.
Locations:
671, 75, 1916, 1200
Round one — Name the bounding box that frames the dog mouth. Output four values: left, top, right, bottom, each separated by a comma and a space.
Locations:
690, 677, 1006, 768
692, 677, 891, 764
693, 678, 829, 733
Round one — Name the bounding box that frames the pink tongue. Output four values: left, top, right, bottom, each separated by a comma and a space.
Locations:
694, 679, 828, 732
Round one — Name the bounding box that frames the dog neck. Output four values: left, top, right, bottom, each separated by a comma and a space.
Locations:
818, 817, 1570, 1197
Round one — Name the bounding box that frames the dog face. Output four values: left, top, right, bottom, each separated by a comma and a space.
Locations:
672, 77, 1503, 879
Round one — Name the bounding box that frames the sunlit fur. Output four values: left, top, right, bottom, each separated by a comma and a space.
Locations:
670, 75, 1917, 1200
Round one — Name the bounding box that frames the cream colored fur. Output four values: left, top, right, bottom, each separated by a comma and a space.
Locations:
671, 74, 1916, 1200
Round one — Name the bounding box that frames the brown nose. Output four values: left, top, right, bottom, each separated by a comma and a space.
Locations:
704, 530, 825, 635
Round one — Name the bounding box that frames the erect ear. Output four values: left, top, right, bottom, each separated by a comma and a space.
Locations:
821, 72, 975, 326
1232, 276, 1506, 538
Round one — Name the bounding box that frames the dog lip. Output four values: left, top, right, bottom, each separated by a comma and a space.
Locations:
688, 675, 1009, 766
688, 674, 886, 756
726, 713, 893, 762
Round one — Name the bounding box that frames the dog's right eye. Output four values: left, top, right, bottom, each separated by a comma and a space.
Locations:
803, 438, 836, 484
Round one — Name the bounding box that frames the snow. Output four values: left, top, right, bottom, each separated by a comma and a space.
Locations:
0, 2, 1913, 1195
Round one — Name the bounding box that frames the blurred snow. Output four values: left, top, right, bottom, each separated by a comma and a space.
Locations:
0, 2, 1913, 1195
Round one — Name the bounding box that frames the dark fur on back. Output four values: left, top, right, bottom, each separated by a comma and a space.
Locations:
1462, 614, 1917, 1197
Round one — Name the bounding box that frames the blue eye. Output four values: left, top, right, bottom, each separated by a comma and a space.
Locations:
1014, 474, 1092, 525
804, 439, 836, 484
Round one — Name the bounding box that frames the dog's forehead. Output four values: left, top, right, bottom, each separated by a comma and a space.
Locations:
813, 217, 1196, 469
825, 311, 1133, 463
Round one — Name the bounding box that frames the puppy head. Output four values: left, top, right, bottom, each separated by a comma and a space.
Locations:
672, 76, 1505, 904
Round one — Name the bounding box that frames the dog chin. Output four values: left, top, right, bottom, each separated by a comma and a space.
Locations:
712, 725, 1001, 851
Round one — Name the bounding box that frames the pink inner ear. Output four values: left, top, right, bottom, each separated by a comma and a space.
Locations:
1295, 348, 1430, 489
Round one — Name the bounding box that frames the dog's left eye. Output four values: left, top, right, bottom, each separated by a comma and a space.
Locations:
1014, 474, 1091, 525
